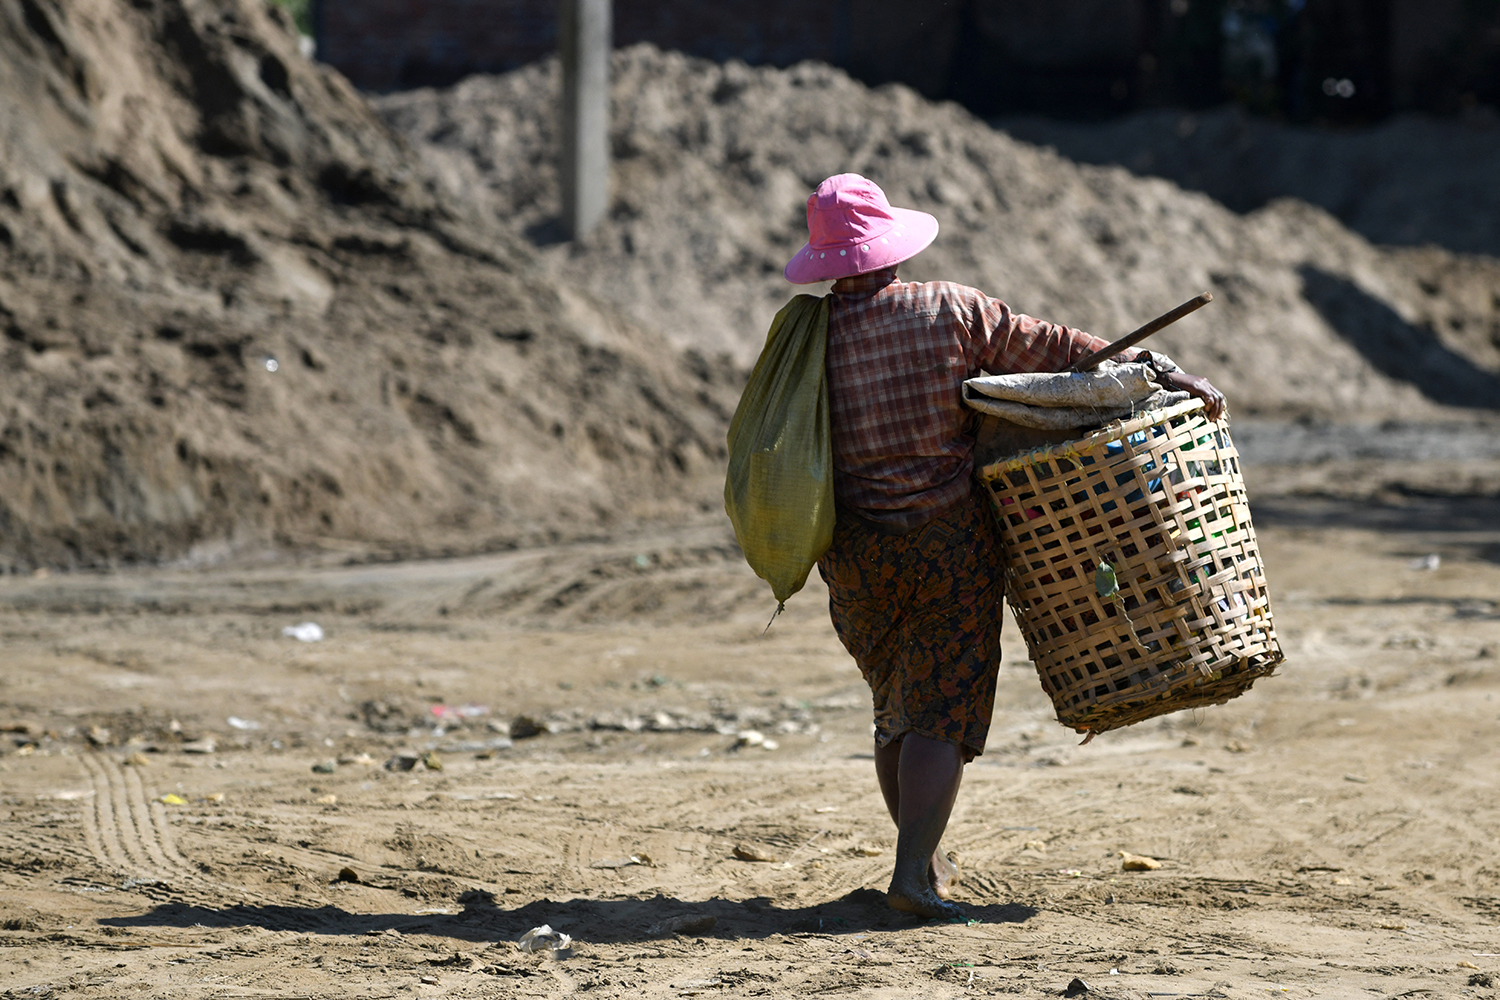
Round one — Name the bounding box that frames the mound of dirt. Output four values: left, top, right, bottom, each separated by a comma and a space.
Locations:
0, 2, 738, 572
378, 45, 1500, 423
6, 20, 1497, 574
999, 106, 1500, 258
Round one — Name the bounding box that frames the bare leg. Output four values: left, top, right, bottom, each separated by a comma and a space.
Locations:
882, 734, 966, 918
929, 840, 961, 898
873, 738, 902, 822
874, 738, 961, 899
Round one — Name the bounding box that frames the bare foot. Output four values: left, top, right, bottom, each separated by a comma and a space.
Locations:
930, 849, 960, 899
887, 883, 967, 920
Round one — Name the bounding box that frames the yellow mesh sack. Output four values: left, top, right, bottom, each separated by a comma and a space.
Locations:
724, 294, 834, 607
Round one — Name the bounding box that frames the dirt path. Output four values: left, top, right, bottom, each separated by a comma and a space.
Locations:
2, 510, 1499, 999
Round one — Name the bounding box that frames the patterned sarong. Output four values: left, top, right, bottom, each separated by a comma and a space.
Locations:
816, 491, 1004, 759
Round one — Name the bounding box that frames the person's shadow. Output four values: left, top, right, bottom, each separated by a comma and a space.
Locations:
97, 888, 1038, 944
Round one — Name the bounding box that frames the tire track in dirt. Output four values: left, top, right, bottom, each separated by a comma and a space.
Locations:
75, 753, 280, 910
959, 870, 1015, 904
75, 784, 111, 874
77, 752, 135, 873
819, 859, 888, 902
77, 752, 183, 878
119, 759, 180, 873
0, 809, 99, 877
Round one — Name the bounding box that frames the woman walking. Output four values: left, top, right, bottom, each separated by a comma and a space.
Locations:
786, 173, 1224, 918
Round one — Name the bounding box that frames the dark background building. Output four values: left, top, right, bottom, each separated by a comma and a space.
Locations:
312, 0, 1500, 122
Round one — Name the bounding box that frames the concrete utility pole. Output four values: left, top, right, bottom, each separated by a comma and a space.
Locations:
558, 0, 610, 239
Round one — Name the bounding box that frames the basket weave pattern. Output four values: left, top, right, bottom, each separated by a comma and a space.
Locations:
976, 400, 1282, 736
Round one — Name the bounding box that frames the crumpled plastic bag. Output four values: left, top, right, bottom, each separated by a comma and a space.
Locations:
517, 924, 572, 953
282, 621, 324, 642
962, 360, 1188, 430
724, 294, 834, 607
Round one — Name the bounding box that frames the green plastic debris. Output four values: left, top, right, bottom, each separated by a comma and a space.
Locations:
1095, 558, 1149, 655
724, 294, 835, 608
1095, 561, 1119, 601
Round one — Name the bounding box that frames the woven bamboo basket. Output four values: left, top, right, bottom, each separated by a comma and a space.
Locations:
975, 399, 1283, 738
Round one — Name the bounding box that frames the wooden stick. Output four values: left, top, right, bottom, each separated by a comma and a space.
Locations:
1067, 292, 1214, 373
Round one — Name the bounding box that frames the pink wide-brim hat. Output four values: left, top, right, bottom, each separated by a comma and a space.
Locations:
784, 173, 939, 284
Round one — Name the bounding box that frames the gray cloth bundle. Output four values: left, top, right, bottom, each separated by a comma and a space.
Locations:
962, 359, 1190, 430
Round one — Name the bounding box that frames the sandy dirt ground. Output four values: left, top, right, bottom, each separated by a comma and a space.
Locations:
5, 5, 1500, 998
2, 490, 1498, 1000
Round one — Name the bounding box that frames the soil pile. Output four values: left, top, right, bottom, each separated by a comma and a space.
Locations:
1000, 106, 1500, 258
6, 23, 1497, 574
379, 46, 1500, 422
0, 2, 737, 572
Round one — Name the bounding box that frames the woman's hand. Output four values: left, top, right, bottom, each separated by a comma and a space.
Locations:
1159, 370, 1226, 421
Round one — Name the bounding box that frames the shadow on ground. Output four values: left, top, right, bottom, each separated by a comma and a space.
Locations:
997, 111, 1500, 257
1299, 266, 1500, 410
1250, 495, 1500, 534
96, 889, 1039, 942
1321, 594, 1499, 619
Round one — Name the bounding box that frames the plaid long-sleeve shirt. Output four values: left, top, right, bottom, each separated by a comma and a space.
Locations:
827, 268, 1112, 531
